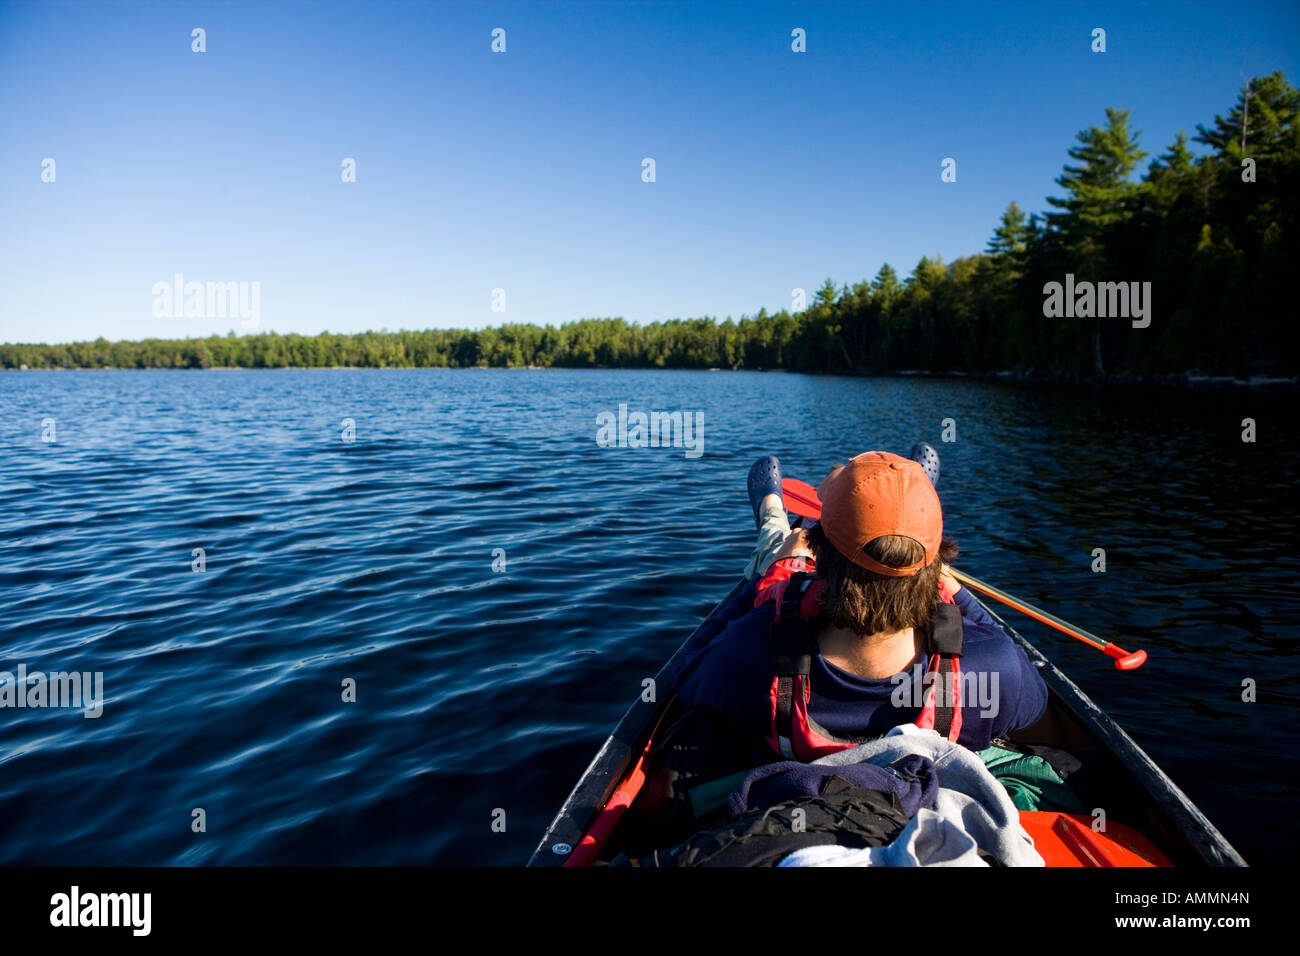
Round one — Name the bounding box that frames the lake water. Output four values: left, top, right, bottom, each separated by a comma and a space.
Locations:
0, 369, 1294, 864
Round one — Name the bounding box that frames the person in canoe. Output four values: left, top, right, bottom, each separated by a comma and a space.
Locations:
670, 445, 1048, 758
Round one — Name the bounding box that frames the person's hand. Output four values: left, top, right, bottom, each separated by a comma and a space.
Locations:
938, 563, 962, 599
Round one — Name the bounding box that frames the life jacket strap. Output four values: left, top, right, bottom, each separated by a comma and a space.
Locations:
921, 602, 965, 742
769, 573, 815, 756
929, 602, 964, 656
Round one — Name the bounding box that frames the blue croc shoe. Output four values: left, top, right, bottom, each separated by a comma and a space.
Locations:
746, 456, 783, 528
909, 441, 940, 489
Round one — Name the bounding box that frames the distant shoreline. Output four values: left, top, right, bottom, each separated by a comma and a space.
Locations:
6, 363, 1295, 390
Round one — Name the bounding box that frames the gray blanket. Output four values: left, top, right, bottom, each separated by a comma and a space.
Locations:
778, 724, 1044, 867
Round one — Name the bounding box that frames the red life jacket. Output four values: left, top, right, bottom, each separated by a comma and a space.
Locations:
765, 572, 965, 761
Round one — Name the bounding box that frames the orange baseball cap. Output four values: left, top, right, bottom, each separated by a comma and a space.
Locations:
815, 451, 943, 576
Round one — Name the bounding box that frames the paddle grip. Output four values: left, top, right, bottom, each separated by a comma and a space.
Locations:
1104, 644, 1147, 670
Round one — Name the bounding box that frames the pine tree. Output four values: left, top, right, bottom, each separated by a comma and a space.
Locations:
1045, 108, 1147, 375
1195, 71, 1300, 162
871, 263, 901, 303
1047, 107, 1148, 257
987, 201, 1029, 258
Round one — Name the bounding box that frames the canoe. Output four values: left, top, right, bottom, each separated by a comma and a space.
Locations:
528, 579, 1247, 867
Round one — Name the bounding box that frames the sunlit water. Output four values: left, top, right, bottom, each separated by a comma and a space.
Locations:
0, 369, 1293, 864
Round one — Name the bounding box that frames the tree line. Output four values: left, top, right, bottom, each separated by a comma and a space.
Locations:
5, 73, 1295, 379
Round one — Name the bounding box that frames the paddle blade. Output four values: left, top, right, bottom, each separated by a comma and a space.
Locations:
782, 478, 822, 519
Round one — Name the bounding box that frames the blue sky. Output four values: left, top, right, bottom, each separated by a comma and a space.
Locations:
2, 0, 1297, 344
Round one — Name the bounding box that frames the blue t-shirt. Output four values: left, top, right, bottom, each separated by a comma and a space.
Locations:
670, 577, 1048, 752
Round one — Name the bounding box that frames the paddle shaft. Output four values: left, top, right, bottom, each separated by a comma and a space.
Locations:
948, 568, 1145, 669
948, 568, 1107, 650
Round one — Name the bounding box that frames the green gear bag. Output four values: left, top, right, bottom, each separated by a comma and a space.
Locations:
978, 744, 1084, 813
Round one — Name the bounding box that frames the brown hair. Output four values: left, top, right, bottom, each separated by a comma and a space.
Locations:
807, 523, 958, 636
